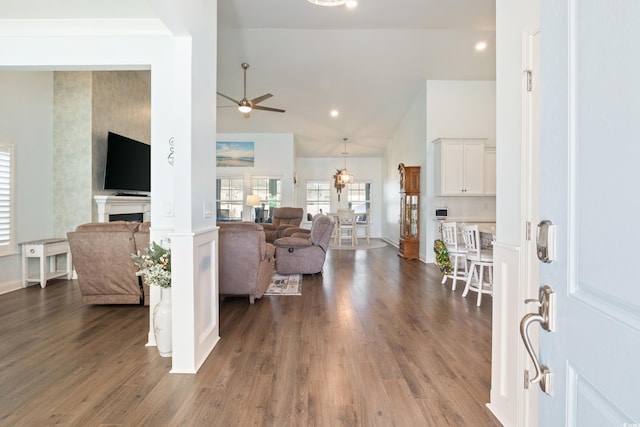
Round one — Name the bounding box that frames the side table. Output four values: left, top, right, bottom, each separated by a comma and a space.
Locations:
21, 239, 73, 288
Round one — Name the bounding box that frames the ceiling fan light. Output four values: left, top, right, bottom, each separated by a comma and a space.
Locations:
238, 105, 252, 113
345, 0, 358, 8
307, 0, 347, 6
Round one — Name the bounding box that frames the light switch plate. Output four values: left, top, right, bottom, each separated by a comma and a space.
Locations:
203, 201, 212, 219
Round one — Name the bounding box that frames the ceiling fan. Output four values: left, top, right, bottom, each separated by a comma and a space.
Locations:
217, 63, 285, 118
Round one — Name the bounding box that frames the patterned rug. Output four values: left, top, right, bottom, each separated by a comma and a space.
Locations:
264, 273, 302, 296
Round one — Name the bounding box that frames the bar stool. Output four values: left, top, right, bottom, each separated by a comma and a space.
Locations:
440, 221, 467, 290
461, 224, 493, 306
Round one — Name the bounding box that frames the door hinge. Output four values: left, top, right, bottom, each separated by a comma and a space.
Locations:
526, 70, 533, 92
526, 221, 532, 241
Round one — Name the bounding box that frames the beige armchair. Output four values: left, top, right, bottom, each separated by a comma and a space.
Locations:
261, 207, 304, 243
274, 215, 335, 275
67, 221, 150, 305
218, 222, 275, 304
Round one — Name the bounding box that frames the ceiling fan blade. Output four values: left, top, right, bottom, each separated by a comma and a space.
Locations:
216, 91, 240, 105
252, 105, 286, 113
250, 93, 273, 105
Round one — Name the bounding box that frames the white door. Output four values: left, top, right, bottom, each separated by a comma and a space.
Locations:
537, 0, 640, 424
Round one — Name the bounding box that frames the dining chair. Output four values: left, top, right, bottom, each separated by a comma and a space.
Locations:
461, 224, 493, 306
440, 221, 467, 290
337, 211, 357, 246
327, 212, 341, 245
355, 209, 371, 245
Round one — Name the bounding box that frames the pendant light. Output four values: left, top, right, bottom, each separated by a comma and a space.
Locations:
339, 137, 353, 184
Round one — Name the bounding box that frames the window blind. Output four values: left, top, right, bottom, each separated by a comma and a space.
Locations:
0, 144, 14, 251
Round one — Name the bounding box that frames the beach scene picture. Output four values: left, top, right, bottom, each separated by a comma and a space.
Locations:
216, 141, 254, 167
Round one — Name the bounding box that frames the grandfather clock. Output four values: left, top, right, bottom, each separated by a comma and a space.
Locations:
398, 163, 420, 259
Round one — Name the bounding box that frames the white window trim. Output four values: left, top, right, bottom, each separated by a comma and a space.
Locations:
0, 143, 16, 257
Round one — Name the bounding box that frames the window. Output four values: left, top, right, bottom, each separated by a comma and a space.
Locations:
347, 182, 371, 217
305, 181, 331, 218
216, 177, 244, 221
0, 144, 15, 256
251, 177, 281, 223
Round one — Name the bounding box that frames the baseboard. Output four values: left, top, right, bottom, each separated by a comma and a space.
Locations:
0, 279, 22, 296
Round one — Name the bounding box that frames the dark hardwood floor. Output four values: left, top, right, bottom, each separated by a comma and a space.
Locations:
0, 243, 501, 426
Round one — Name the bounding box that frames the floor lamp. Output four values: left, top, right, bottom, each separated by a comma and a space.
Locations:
246, 194, 261, 222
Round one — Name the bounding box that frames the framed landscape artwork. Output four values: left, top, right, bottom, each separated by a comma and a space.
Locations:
216, 141, 254, 167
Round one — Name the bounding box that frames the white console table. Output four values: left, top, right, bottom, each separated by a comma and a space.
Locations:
94, 195, 151, 223
22, 239, 73, 288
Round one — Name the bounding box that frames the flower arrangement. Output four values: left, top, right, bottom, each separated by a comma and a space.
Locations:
433, 239, 453, 276
132, 241, 171, 288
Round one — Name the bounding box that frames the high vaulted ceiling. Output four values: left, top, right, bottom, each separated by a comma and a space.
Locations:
217, 0, 496, 157
2, 0, 496, 158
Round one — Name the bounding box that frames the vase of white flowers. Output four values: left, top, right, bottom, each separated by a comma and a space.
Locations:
132, 241, 172, 357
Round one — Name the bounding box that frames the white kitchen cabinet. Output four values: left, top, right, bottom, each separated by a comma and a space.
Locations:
433, 138, 487, 196
483, 147, 496, 196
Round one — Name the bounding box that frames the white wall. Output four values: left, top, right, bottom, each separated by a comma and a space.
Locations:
216, 132, 295, 220
384, 83, 427, 252
296, 156, 382, 237
0, 72, 55, 291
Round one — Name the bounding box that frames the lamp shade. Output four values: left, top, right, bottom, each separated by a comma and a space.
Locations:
339, 171, 353, 184
246, 194, 261, 206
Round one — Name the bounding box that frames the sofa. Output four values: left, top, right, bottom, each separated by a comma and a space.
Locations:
67, 221, 150, 305
218, 221, 275, 304
274, 215, 335, 275
261, 207, 304, 244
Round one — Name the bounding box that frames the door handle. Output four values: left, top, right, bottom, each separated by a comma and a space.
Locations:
519, 285, 555, 395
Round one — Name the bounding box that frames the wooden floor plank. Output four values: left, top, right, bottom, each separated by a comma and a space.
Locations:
0, 243, 501, 426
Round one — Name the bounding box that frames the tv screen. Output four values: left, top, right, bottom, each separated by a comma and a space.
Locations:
103, 132, 151, 194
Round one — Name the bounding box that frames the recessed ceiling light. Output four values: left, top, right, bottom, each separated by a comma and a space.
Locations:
330, 110, 339, 118
475, 41, 487, 51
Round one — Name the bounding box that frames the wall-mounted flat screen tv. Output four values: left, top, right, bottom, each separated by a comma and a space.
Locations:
103, 132, 151, 194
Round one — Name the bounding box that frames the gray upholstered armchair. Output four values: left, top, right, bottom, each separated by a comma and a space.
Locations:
274, 215, 335, 275
218, 222, 275, 303
280, 213, 322, 238
261, 207, 304, 243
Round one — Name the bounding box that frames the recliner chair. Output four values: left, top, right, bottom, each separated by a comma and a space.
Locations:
67, 221, 150, 305
218, 222, 275, 303
274, 215, 335, 275
261, 207, 304, 243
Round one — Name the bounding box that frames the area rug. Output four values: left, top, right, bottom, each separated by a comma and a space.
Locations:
329, 238, 388, 251
264, 273, 302, 296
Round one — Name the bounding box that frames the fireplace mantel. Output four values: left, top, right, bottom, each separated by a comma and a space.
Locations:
94, 195, 151, 222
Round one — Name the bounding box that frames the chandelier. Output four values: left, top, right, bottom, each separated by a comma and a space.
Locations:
339, 137, 353, 184
333, 138, 353, 200
307, 0, 358, 7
